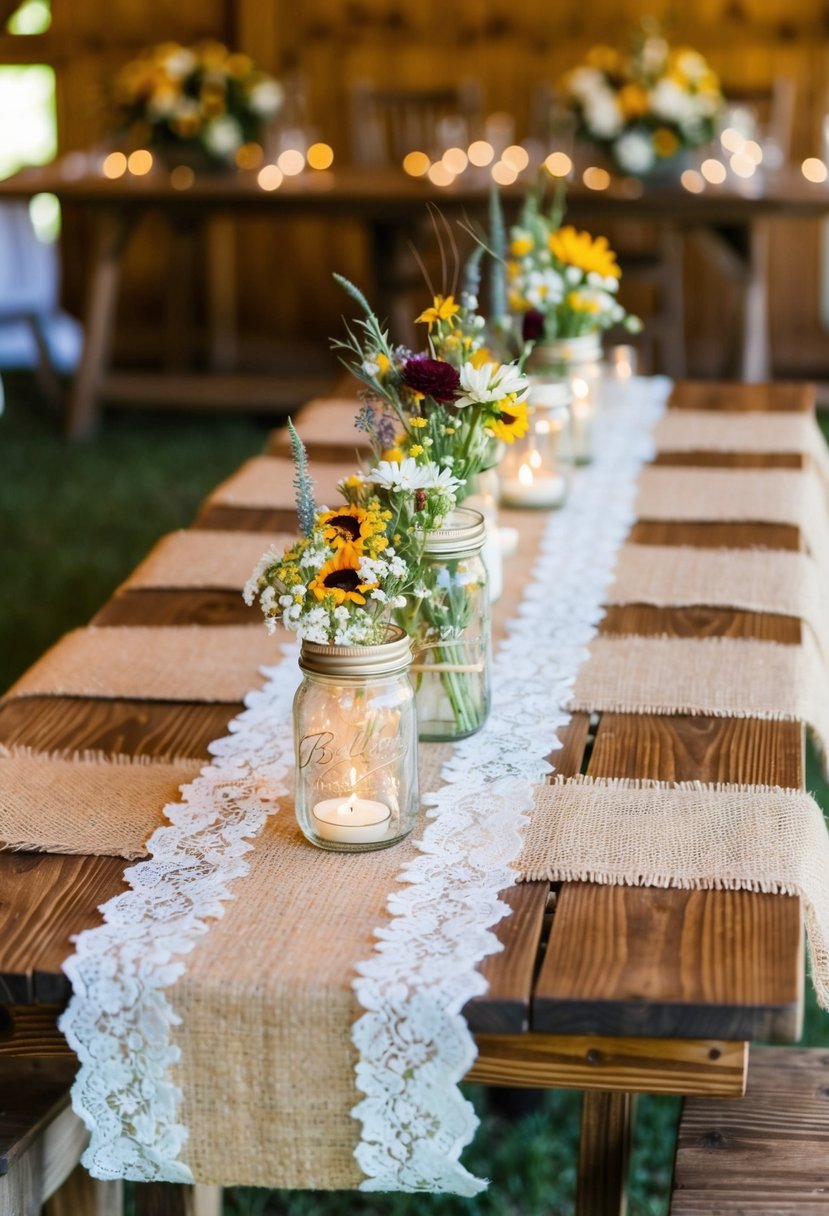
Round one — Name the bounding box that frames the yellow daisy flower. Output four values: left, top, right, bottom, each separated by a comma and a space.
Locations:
653, 127, 680, 159
410, 416, 428, 429
415, 294, 461, 328
409, 443, 424, 457
510, 233, 534, 257
549, 226, 621, 280
309, 547, 377, 606
486, 400, 530, 445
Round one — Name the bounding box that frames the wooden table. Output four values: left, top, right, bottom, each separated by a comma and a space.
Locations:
0, 379, 811, 1215
2, 160, 828, 436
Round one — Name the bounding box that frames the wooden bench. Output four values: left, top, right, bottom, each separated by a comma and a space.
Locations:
671, 1047, 829, 1212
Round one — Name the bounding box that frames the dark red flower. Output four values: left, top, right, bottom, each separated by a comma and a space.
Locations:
402, 356, 460, 404
522, 309, 546, 342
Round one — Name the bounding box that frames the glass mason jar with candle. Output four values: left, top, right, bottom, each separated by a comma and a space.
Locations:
500, 380, 574, 509
400, 507, 491, 743
529, 331, 603, 465
293, 626, 419, 852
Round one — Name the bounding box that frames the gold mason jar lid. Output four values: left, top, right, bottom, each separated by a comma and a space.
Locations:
299, 624, 413, 677
422, 506, 486, 558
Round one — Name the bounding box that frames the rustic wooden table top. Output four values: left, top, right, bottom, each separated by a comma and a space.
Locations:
0, 379, 812, 1104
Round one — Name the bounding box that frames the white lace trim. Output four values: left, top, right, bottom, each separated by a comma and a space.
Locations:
57, 378, 668, 1187
351, 378, 670, 1194
58, 642, 302, 1181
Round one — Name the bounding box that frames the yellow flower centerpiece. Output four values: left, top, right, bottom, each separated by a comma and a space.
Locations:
561, 20, 722, 177
114, 40, 284, 167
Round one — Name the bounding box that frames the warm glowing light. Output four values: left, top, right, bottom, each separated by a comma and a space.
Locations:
235, 142, 264, 170
743, 139, 763, 165
518, 463, 533, 486
491, 160, 517, 185
402, 150, 430, 176
701, 158, 726, 184
127, 149, 153, 176
720, 127, 745, 153
680, 168, 704, 193
277, 148, 305, 176
582, 166, 610, 190
545, 151, 573, 177
729, 151, 756, 179
427, 162, 455, 187
257, 164, 284, 190
572, 377, 589, 400
442, 146, 468, 174
502, 144, 529, 171
528, 448, 542, 469
802, 157, 828, 184
307, 142, 334, 170
467, 140, 494, 167
102, 151, 127, 179
170, 165, 195, 190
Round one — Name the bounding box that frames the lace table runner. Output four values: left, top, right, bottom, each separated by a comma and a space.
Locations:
56, 380, 670, 1189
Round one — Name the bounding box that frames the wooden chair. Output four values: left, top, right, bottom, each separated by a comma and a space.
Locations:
671, 1047, 829, 1212
350, 80, 483, 168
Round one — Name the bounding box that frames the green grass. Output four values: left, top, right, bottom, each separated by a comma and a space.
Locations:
4, 375, 829, 1215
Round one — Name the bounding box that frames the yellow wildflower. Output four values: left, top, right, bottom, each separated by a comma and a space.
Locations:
653, 127, 680, 159
510, 233, 534, 257
549, 226, 621, 280
409, 443, 424, 457
382, 447, 404, 464
486, 399, 529, 445
415, 294, 461, 328
410, 417, 428, 428
618, 83, 650, 120
567, 291, 601, 314
470, 346, 497, 370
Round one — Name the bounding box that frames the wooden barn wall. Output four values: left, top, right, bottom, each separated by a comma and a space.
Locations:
44, 0, 829, 375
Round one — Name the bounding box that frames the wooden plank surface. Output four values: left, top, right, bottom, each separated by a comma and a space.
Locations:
669, 381, 816, 412
92, 590, 255, 627
653, 451, 804, 469
467, 1034, 747, 1096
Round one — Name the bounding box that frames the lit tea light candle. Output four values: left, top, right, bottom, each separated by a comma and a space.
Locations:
570, 385, 595, 464
311, 793, 391, 845
501, 461, 566, 508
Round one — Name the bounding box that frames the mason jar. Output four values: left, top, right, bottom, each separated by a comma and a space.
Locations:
463, 465, 503, 602
403, 507, 491, 742
500, 379, 574, 508
293, 626, 419, 852
529, 331, 603, 464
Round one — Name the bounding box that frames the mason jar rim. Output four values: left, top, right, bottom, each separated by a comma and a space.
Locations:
422, 506, 486, 557
299, 624, 413, 677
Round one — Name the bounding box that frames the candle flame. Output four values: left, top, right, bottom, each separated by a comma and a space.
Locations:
518, 463, 534, 486
572, 377, 589, 399
529, 449, 542, 469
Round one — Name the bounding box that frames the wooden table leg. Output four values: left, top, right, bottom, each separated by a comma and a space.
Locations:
576, 1090, 632, 1216
66, 209, 134, 441
133, 1182, 194, 1216
740, 218, 771, 383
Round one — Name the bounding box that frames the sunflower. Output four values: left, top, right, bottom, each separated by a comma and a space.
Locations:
319, 504, 384, 550
486, 399, 530, 444
309, 547, 377, 606
548, 226, 621, 280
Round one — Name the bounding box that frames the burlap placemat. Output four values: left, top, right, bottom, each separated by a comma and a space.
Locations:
517, 774, 829, 1007
0, 744, 200, 858
654, 409, 819, 455
206, 457, 356, 512
569, 632, 829, 758
122, 530, 295, 592
606, 543, 827, 654
4, 626, 279, 704
635, 466, 829, 571
269, 399, 371, 460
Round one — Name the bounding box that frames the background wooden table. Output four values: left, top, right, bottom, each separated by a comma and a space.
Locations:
0, 378, 811, 1215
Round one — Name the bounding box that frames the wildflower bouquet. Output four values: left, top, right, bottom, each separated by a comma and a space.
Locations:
561, 22, 722, 177
244, 425, 411, 645
508, 193, 641, 343
114, 40, 283, 166
333, 274, 531, 486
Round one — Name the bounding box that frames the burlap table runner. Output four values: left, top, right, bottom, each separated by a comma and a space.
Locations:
606, 543, 827, 654
122, 530, 294, 592
653, 409, 822, 456
635, 466, 829, 572
269, 399, 372, 460
205, 457, 355, 512
518, 774, 829, 1007
4, 626, 279, 703
0, 744, 200, 857
569, 632, 829, 759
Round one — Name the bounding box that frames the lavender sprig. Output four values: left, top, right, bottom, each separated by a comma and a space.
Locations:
288, 418, 316, 538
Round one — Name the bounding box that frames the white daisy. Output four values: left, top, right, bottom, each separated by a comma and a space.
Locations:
455, 362, 529, 407
369, 458, 431, 491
